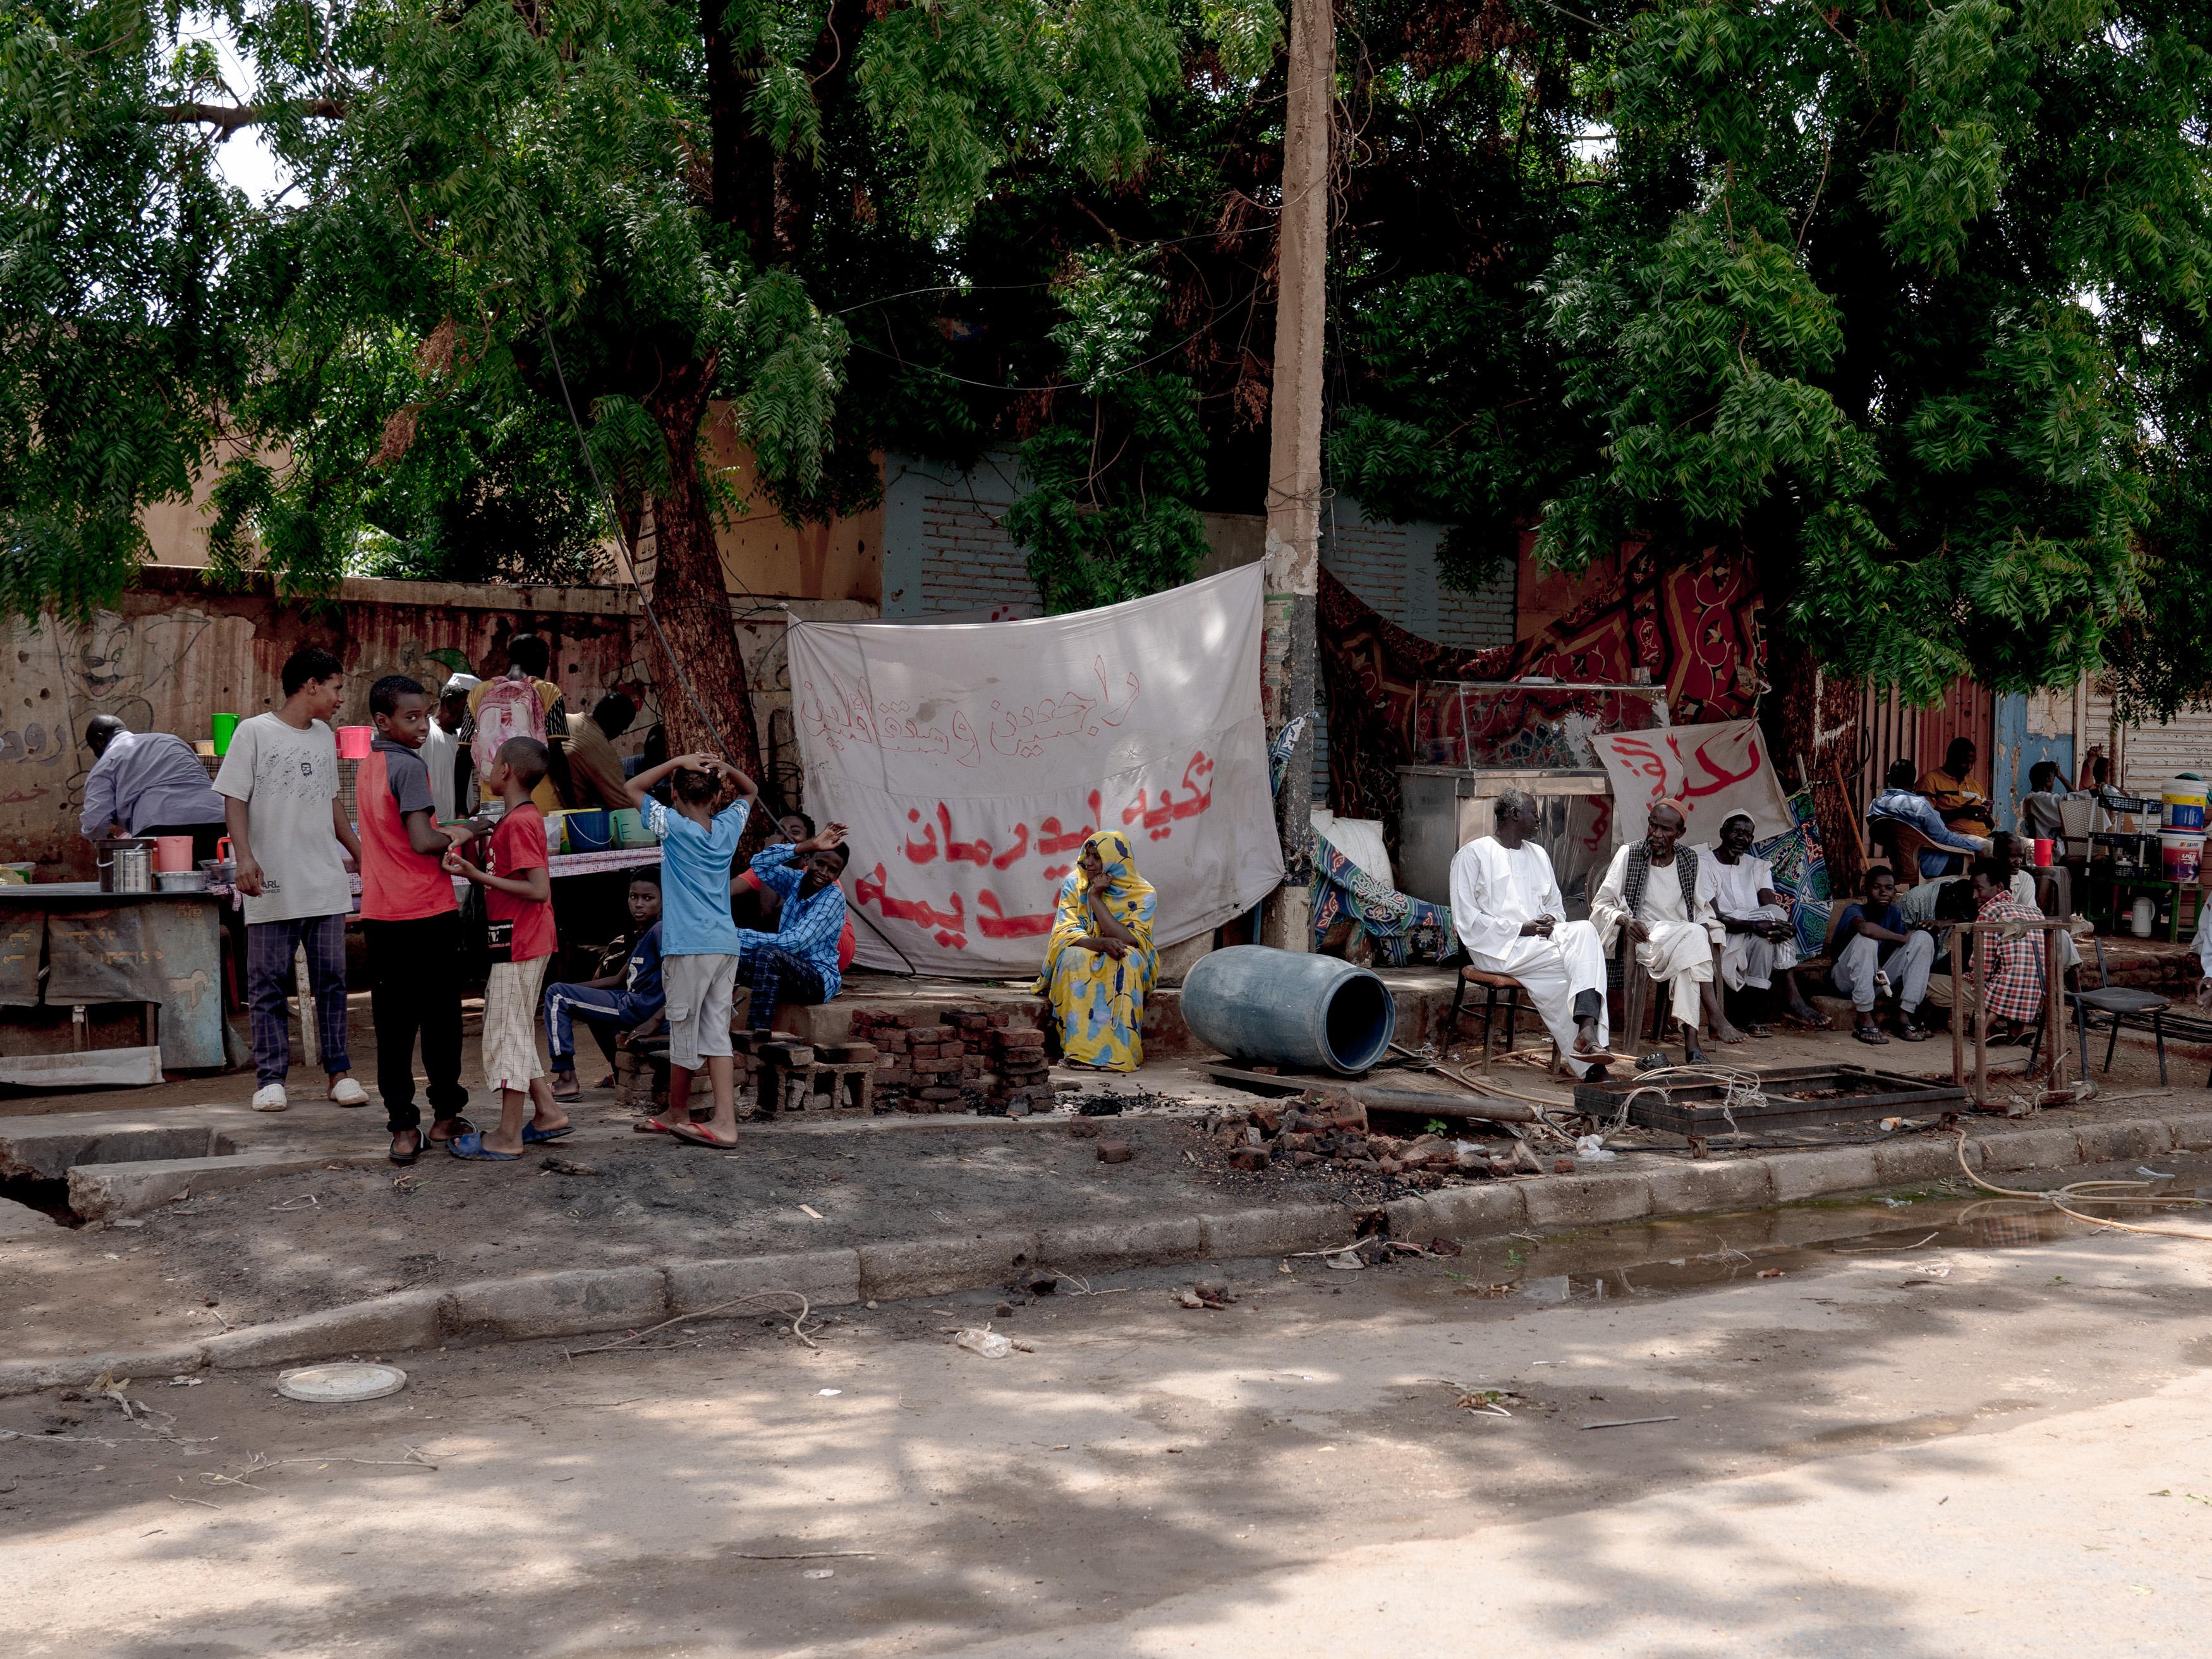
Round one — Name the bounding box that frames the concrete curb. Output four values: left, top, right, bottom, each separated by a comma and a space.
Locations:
8, 1112, 2211, 1397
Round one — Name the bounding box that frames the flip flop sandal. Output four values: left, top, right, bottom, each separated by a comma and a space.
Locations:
550, 1086, 583, 1103
389, 1130, 424, 1166
1744, 1024, 1777, 1040
426, 1115, 478, 1146
669, 1122, 740, 1150
446, 1131, 521, 1162
1854, 1026, 1891, 1045
1895, 1023, 1931, 1042
522, 1123, 574, 1145
1635, 1050, 1670, 1071
633, 1118, 679, 1134
1683, 1046, 1710, 1065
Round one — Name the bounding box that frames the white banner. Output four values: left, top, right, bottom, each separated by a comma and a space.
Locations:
1588, 719, 1792, 846
787, 566, 1285, 976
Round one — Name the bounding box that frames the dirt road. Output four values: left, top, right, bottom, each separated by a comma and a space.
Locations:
9, 1191, 2212, 1656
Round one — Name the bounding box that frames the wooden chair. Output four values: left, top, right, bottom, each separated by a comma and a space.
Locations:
1445, 963, 1532, 1067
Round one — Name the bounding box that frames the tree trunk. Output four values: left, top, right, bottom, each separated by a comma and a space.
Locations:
707, 7, 778, 263
643, 361, 765, 783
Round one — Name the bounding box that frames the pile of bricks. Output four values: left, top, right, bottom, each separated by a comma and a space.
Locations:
848, 1011, 913, 1107
848, 1004, 1054, 1112
1210, 1091, 1464, 1187
614, 1034, 763, 1115
987, 1024, 1050, 1112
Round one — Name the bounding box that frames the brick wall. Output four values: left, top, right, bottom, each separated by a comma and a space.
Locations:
881, 456, 1513, 655
1321, 497, 1515, 652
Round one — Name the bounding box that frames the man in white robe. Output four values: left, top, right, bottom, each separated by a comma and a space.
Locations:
1449, 789, 1613, 1079
1591, 799, 1741, 1062
1706, 810, 1826, 1030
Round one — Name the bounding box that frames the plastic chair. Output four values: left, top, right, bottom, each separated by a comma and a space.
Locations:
1867, 817, 1954, 888
2071, 934, 2169, 1085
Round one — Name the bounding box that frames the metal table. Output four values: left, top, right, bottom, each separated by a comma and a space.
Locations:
0, 883, 229, 1085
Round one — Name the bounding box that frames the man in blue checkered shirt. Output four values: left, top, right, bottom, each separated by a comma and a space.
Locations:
740, 823, 849, 1026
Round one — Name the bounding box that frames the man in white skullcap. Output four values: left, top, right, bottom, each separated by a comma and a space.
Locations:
1449, 788, 1614, 1080
423, 673, 480, 822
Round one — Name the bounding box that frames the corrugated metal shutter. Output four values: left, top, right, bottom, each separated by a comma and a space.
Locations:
1853, 677, 1995, 803
2086, 684, 2212, 789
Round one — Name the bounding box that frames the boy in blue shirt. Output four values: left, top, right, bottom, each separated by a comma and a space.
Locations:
544, 871, 665, 1100
625, 752, 755, 1148
738, 824, 851, 1030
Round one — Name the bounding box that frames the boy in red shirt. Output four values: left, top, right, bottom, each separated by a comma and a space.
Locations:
361, 674, 479, 1164
444, 736, 568, 1159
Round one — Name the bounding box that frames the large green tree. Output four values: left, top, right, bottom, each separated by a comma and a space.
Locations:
2, 0, 1271, 761
1330, 0, 2212, 709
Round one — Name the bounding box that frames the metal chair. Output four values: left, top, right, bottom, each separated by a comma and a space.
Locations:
2071, 934, 2169, 1085
1445, 963, 1531, 1067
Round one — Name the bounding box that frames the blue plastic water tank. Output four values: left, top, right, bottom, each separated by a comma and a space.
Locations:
1179, 945, 1397, 1076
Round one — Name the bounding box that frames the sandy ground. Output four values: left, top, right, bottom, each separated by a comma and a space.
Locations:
8, 1182, 2212, 1657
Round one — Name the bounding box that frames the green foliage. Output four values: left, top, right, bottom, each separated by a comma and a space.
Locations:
1330, 0, 2212, 708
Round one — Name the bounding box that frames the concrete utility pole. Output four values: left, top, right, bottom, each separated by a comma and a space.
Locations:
1258, 0, 1333, 952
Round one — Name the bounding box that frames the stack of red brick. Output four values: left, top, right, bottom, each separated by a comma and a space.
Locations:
848, 1005, 1054, 1113
1212, 1092, 1464, 1186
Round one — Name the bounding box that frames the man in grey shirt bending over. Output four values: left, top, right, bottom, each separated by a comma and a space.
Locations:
80, 717, 228, 860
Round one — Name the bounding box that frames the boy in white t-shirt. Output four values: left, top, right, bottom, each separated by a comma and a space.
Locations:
213, 645, 366, 1113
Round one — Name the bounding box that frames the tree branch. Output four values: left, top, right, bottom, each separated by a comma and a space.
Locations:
154, 99, 349, 131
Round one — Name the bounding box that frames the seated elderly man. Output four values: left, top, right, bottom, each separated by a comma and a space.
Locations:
1449, 789, 1613, 1081
1591, 799, 1739, 1065
1708, 810, 1827, 1032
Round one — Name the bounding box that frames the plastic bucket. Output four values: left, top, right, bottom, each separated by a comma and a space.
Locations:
153, 835, 195, 873
2161, 830, 2205, 884
542, 811, 567, 856
210, 712, 240, 755
612, 808, 653, 847
336, 725, 374, 760
2033, 837, 2055, 868
2163, 779, 2207, 831
564, 809, 613, 853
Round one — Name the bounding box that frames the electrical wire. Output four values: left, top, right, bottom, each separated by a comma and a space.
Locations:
1950, 1128, 2212, 1242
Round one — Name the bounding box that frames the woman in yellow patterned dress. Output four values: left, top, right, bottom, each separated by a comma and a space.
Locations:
1036, 830, 1158, 1072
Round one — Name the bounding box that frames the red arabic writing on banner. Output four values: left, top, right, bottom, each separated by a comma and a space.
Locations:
856, 866, 1063, 950
1604, 730, 1765, 806
899, 753, 1215, 875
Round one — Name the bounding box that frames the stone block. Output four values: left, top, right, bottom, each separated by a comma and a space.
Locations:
1873, 1137, 1972, 1186
1040, 1215, 1201, 1272
2168, 1112, 2212, 1150
0, 1344, 210, 1398
446, 1266, 668, 1339
1767, 1146, 1879, 1203
1385, 1180, 1530, 1243
858, 1227, 1040, 1301
68, 1152, 333, 1221
203, 1289, 446, 1370
664, 1249, 861, 1316
1976, 1125, 2081, 1172
1522, 1172, 1653, 1229
1643, 1157, 1775, 1215
1198, 1203, 1357, 1260
2073, 1117, 2177, 1166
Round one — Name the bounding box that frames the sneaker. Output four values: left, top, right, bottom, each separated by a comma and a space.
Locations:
251, 1083, 289, 1112
327, 1077, 370, 1108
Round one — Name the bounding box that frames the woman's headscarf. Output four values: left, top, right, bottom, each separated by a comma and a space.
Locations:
1038, 829, 1158, 978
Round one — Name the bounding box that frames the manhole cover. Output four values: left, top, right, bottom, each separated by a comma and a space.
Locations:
277, 1363, 408, 1403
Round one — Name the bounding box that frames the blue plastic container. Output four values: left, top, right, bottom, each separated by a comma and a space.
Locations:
1179, 945, 1397, 1076
564, 809, 614, 853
